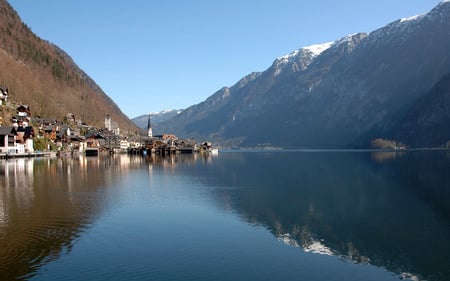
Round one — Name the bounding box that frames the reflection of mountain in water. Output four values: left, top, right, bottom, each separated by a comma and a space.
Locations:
1, 152, 447, 281
190, 151, 450, 281
0, 156, 129, 280
0, 153, 216, 280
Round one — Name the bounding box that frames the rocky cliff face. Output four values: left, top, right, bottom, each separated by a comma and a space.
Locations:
155, 1, 450, 148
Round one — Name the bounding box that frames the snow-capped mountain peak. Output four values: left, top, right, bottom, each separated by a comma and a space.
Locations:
272, 41, 333, 74
276, 50, 301, 65
276, 41, 333, 63
303, 42, 333, 56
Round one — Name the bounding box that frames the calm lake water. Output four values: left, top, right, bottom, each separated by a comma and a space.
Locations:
0, 151, 449, 281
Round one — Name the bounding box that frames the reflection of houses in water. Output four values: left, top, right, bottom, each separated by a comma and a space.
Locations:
0, 152, 220, 279
0, 158, 35, 210
0, 156, 128, 279
0, 193, 5, 226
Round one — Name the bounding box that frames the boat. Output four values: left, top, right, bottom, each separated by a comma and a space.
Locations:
85, 147, 99, 156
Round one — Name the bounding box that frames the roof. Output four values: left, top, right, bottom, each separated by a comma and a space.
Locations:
16, 104, 30, 109
85, 130, 105, 139
70, 135, 86, 142
43, 125, 55, 131
0, 126, 16, 135
16, 126, 34, 138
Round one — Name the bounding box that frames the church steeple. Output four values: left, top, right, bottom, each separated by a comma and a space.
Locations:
147, 114, 153, 138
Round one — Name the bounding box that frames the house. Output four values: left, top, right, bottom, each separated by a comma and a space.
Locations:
120, 140, 130, 152
16, 105, 31, 117
0, 126, 34, 154
12, 117, 31, 128
69, 135, 87, 153
16, 126, 35, 153
42, 125, 57, 141
0, 126, 17, 154
65, 113, 76, 123
153, 134, 177, 141
0, 87, 8, 106
85, 130, 105, 148
56, 125, 71, 142
13, 105, 32, 128
0, 92, 5, 106
36, 118, 57, 139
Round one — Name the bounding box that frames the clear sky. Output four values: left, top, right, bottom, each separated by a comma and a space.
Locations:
7, 0, 443, 118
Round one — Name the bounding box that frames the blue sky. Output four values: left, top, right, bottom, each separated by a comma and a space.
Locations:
7, 0, 443, 118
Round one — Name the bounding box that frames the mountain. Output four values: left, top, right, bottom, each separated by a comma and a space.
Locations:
0, 0, 138, 133
155, 1, 450, 148
388, 72, 450, 147
132, 109, 182, 130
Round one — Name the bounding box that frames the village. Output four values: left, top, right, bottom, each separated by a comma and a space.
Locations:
0, 86, 214, 159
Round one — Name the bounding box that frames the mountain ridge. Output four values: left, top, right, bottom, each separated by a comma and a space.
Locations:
154, 1, 450, 148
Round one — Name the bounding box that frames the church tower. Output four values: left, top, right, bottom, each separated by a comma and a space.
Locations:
105, 114, 111, 131
147, 114, 153, 138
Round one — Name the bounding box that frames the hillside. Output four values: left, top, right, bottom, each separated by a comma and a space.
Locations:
155, 1, 450, 148
388, 72, 450, 147
0, 0, 138, 133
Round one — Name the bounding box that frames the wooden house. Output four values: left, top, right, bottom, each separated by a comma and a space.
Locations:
16, 105, 31, 117
43, 125, 57, 141
0, 126, 16, 153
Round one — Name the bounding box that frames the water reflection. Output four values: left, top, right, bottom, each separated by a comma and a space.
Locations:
371, 150, 406, 162
0, 153, 218, 280
0, 157, 113, 280
0, 151, 448, 281
187, 151, 450, 281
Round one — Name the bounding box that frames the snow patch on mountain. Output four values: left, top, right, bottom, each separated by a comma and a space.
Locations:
303, 42, 333, 56
400, 14, 424, 22
132, 109, 182, 129
275, 50, 302, 65
272, 42, 333, 76
150, 109, 182, 115
276, 42, 332, 64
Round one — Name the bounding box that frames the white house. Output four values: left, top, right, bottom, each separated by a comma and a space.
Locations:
120, 140, 130, 152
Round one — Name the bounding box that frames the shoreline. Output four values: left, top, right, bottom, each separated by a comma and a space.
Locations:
0, 151, 55, 159
0, 147, 448, 159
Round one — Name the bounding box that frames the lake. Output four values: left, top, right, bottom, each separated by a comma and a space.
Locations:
0, 150, 449, 281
